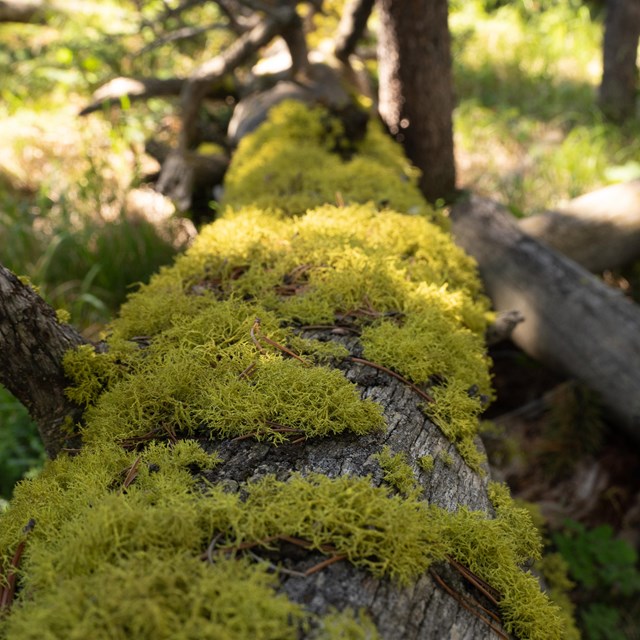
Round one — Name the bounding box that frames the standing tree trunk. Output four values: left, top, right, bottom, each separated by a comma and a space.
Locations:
376, 0, 456, 203
599, 0, 640, 121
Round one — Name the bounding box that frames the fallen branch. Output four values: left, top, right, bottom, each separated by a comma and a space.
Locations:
451, 194, 640, 443
520, 179, 640, 272
79, 76, 237, 116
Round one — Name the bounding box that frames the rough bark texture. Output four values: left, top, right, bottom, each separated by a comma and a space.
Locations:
376, 0, 456, 202
0, 265, 86, 457
599, 0, 640, 121
451, 195, 640, 443
200, 332, 502, 639
520, 179, 640, 272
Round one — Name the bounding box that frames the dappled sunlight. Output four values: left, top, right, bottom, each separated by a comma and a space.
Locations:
450, 0, 640, 215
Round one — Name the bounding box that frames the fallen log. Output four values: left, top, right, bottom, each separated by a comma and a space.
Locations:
0, 0, 45, 23
520, 179, 640, 272
0, 104, 569, 639
451, 194, 640, 443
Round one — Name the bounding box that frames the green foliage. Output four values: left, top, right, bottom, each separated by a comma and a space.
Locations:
0, 388, 45, 501
553, 519, 640, 640
553, 520, 640, 595
451, 0, 640, 214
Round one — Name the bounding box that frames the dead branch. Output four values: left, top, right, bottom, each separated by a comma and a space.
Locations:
451, 194, 640, 443
519, 179, 640, 272
0, 265, 87, 457
79, 76, 238, 116
333, 0, 374, 62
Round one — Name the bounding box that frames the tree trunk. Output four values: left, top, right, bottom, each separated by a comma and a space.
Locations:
376, 0, 456, 203
451, 195, 640, 443
0, 265, 86, 457
599, 0, 640, 121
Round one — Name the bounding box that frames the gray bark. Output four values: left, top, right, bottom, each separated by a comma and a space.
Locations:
451, 195, 640, 443
201, 332, 502, 639
0, 264, 87, 457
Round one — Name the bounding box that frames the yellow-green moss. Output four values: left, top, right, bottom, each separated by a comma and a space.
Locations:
315, 608, 381, 640
418, 454, 434, 474
1, 466, 564, 639
55, 308, 71, 324
222, 102, 437, 220
71, 199, 491, 466
373, 446, 421, 499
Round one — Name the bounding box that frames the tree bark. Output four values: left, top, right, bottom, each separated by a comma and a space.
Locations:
0, 265, 87, 457
451, 195, 640, 443
520, 179, 640, 272
599, 0, 640, 121
199, 333, 504, 639
376, 0, 456, 203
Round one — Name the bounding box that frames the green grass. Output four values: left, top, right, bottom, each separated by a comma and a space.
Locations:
451, 0, 640, 214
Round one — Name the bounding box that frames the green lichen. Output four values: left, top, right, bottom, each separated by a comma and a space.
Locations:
373, 446, 421, 499
0, 101, 571, 639
0, 467, 564, 639
438, 450, 454, 467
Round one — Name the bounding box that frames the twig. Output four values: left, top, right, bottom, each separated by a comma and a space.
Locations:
430, 569, 508, 640
347, 356, 434, 403
121, 456, 142, 492
447, 555, 502, 609
0, 519, 36, 613
251, 318, 309, 365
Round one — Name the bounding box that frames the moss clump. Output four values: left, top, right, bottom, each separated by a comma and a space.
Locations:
6, 554, 306, 640
418, 454, 434, 474
222, 102, 434, 220
373, 446, 421, 499
314, 608, 381, 640
1, 467, 564, 639
73, 200, 490, 466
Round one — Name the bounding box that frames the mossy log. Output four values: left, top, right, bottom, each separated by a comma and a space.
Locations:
451, 194, 640, 443
0, 104, 572, 639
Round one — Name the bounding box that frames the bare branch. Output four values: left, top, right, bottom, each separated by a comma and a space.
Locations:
178, 5, 298, 149
79, 76, 238, 116
333, 0, 374, 62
